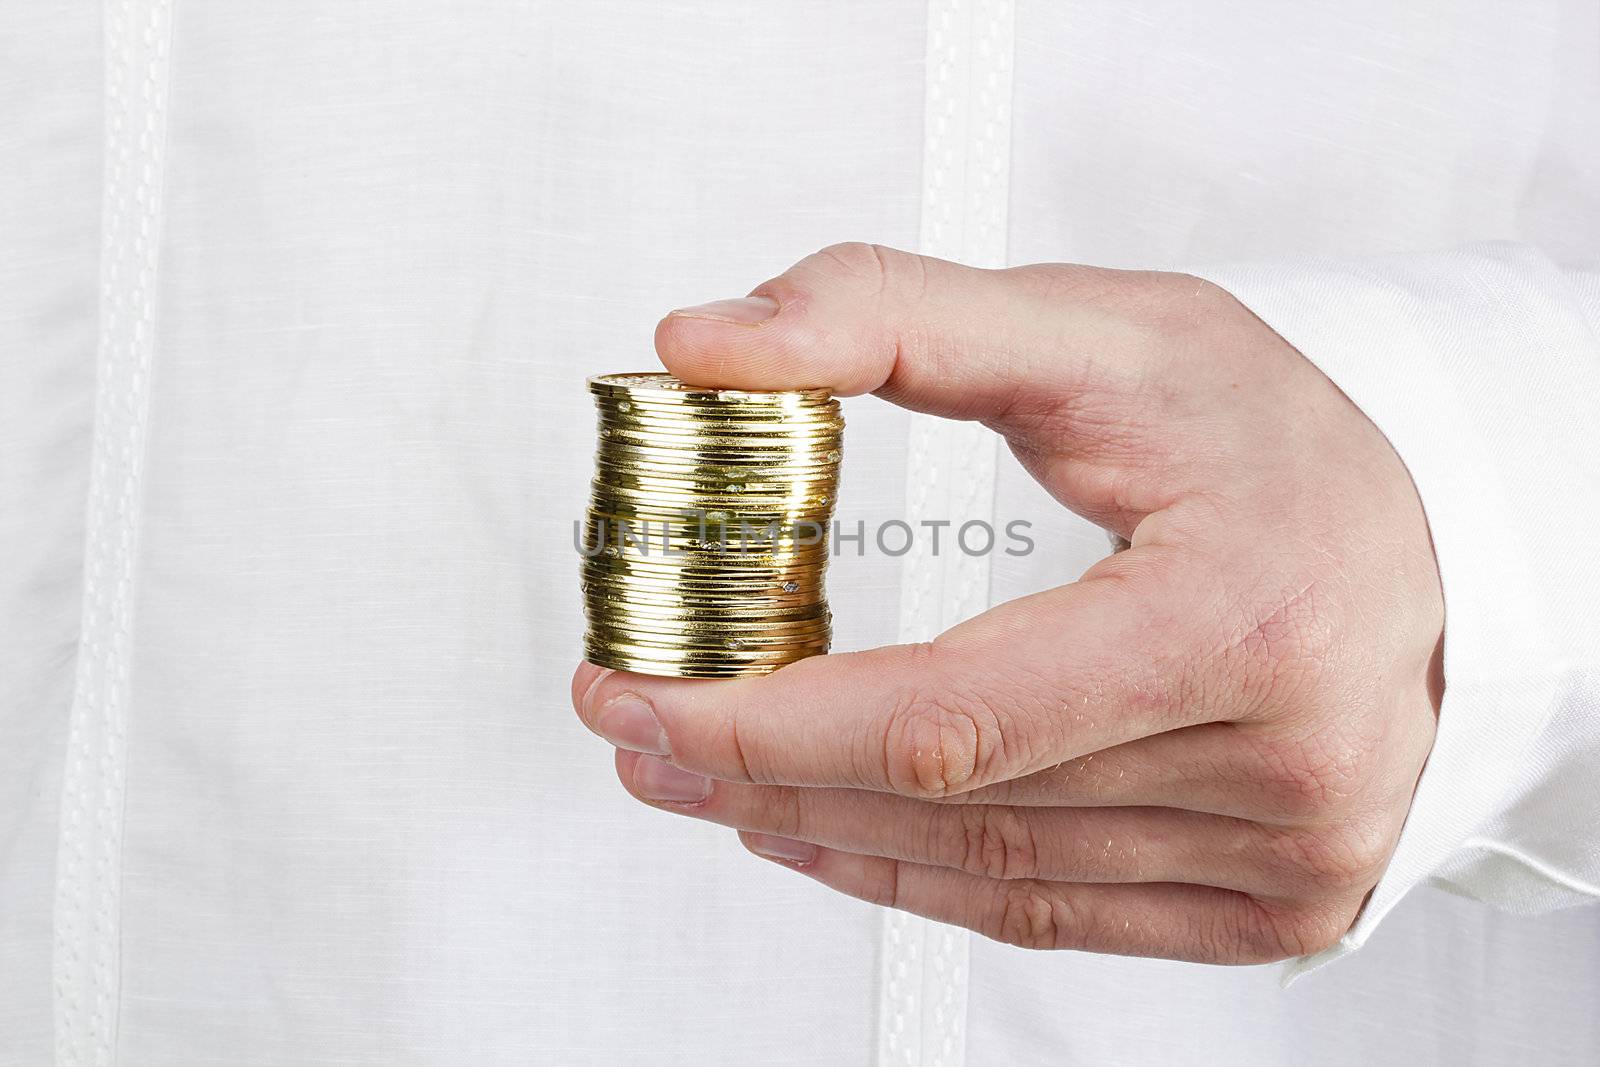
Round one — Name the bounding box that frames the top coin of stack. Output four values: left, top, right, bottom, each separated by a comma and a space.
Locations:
580, 372, 843, 678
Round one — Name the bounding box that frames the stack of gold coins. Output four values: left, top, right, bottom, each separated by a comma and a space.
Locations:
580, 372, 843, 678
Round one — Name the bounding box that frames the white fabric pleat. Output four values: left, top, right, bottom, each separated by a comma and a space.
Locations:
52, 1, 175, 1062
877, 2, 1014, 1065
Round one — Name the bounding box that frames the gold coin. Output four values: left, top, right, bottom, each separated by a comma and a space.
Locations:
582, 371, 842, 677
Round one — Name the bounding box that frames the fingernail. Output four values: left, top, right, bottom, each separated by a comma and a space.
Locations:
633, 755, 711, 804
746, 833, 818, 866
594, 692, 670, 755
669, 296, 779, 324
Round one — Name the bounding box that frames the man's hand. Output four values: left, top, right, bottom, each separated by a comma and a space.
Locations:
570, 243, 1444, 964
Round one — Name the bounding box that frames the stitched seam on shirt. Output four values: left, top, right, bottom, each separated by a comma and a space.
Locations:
53, 2, 175, 1063
877, 3, 1013, 1066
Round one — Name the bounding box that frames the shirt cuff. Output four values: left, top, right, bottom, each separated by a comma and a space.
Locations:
1186, 243, 1600, 981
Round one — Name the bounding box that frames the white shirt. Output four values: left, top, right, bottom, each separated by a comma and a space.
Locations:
3, 1, 1597, 1064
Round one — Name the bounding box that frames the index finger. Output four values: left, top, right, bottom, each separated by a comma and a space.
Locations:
655, 242, 1163, 434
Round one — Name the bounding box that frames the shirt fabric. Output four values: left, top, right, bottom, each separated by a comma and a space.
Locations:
2, 1, 1598, 1064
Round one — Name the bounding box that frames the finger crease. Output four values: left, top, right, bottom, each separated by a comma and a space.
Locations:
727, 706, 755, 784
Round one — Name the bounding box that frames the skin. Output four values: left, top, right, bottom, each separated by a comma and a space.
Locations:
570, 242, 1445, 964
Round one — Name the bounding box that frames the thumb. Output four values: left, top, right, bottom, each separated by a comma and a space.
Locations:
654, 242, 1169, 427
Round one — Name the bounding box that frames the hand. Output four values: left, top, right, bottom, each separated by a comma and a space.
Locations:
571, 243, 1444, 963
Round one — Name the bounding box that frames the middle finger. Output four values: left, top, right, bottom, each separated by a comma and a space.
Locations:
615, 750, 1305, 897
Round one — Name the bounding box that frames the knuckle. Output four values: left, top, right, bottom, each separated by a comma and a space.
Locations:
811, 242, 923, 302
992, 881, 1078, 951
1257, 824, 1387, 892
1247, 727, 1373, 822
815, 240, 883, 279
1251, 901, 1352, 961
727, 704, 758, 783
1202, 902, 1313, 964
865, 859, 903, 910
1260, 761, 1336, 822
880, 681, 1007, 798
755, 785, 806, 841
1221, 579, 1340, 713
948, 806, 1042, 880
1193, 904, 1267, 964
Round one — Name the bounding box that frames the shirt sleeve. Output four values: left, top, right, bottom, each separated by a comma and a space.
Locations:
1186, 242, 1600, 981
